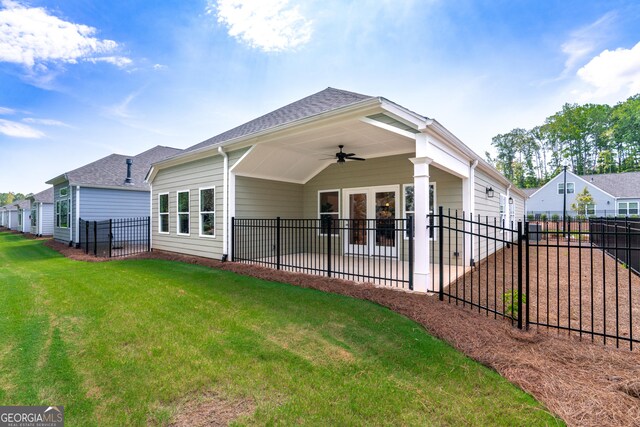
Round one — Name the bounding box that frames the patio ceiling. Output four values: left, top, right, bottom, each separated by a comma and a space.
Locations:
230, 116, 416, 184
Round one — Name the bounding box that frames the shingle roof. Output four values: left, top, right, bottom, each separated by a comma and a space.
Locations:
579, 171, 640, 198
50, 145, 182, 190
14, 199, 30, 210
31, 187, 53, 204
522, 188, 538, 197
184, 87, 375, 153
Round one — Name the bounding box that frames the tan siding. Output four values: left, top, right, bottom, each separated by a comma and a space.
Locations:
151, 155, 223, 259
235, 176, 303, 218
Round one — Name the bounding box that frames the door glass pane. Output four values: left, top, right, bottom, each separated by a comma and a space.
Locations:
349, 193, 367, 245
375, 191, 395, 247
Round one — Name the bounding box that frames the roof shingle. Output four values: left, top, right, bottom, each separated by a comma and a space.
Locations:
579, 171, 640, 198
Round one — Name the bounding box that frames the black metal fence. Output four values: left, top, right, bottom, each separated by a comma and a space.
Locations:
79, 217, 150, 258
433, 207, 640, 351
232, 217, 413, 289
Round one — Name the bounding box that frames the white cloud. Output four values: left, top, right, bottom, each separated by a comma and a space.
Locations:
0, 106, 15, 114
0, 118, 44, 138
22, 117, 70, 127
575, 41, 640, 101
560, 12, 616, 75
85, 56, 132, 68
0, 0, 130, 68
212, 0, 312, 52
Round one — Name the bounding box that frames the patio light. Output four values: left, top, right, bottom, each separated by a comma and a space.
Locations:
485, 187, 494, 198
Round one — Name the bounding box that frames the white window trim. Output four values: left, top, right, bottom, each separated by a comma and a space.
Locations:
55, 198, 70, 229
618, 201, 639, 216
199, 187, 216, 238
586, 203, 596, 216
158, 192, 169, 235
403, 182, 437, 240
176, 190, 190, 236
318, 189, 340, 236
557, 182, 575, 195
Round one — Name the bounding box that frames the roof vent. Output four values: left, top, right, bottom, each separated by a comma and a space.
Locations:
125, 158, 133, 184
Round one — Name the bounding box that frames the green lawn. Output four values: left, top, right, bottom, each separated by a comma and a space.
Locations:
0, 232, 562, 426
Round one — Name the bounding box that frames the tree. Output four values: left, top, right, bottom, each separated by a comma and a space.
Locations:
571, 187, 595, 216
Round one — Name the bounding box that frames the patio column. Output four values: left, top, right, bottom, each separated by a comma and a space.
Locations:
463, 160, 478, 267
410, 156, 433, 292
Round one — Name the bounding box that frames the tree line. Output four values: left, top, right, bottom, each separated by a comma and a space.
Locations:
487, 94, 640, 188
0, 192, 31, 206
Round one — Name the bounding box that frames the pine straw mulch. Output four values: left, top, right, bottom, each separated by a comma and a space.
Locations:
42, 240, 640, 427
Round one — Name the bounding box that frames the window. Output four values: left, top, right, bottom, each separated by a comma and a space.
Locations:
159, 193, 169, 234
18, 211, 22, 226
31, 206, 37, 227
586, 204, 596, 216
199, 187, 215, 237
56, 199, 69, 228
618, 201, 639, 216
403, 184, 414, 238
59, 187, 68, 197
177, 191, 190, 235
319, 190, 339, 235
558, 182, 575, 194
499, 194, 507, 228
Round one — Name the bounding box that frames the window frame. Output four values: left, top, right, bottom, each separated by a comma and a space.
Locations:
176, 190, 190, 236
402, 183, 436, 240
586, 203, 596, 216
318, 189, 340, 236
55, 198, 69, 229
619, 201, 639, 216
198, 187, 216, 238
31, 206, 37, 227
158, 193, 169, 234
557, 182, 575, 195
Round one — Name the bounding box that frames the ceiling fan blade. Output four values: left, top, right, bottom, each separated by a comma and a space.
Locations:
344, 153, 356, 157
347, 157, 366, 161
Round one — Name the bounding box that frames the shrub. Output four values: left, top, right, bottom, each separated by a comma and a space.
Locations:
540, 213, 548, 221
503, 290, 526, 319
551, 213, 560, 221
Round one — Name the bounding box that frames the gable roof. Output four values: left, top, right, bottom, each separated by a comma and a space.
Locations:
522, 188, 538, 198
579, 171, 640, 198
30, 187, 54, 204
13, 199, 30, 210
47, 145, 182, 190
184, 87, 375, 153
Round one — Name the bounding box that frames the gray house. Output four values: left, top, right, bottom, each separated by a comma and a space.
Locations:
0, 204, 16, 228
526, 170, 640, 218
28, 188, 54, 236
146, 87, 526, 292
46, 145, 181, 245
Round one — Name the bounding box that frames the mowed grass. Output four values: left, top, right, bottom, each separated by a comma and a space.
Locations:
0, 232, 562, 426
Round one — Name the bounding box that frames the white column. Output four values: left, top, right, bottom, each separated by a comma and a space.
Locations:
463, 160, 478, 267
410, 156, 433, 292
228, 171, 236, 261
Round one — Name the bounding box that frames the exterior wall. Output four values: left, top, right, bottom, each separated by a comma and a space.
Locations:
18, 209, 30, 233
151, 154, 224, 259
615, 197, 640, 217
235, 176, 303, 218
472, 168, 524, 263
79, 187, 150, 220
40, 203, 54, 236
527, 171, 615, 217
9, 211, 19, 231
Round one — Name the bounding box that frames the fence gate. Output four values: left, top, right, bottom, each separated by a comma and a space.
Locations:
434, 207, 640, 351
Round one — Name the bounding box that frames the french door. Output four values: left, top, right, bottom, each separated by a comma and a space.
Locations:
343, 186, 398, 257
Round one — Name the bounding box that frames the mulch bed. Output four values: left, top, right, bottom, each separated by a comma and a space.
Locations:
42, 239, 640, 427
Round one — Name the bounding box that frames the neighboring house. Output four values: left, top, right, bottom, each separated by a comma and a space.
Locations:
28, 188, 54, 236
526, 170, 640, 217
0, 204, 12, 228
146, 87, 526, 292
12, 199, 31, 233
46, 145, 182, 245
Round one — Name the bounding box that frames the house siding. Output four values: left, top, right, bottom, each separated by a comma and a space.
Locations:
79, 187, 150, 220
53, 182, 73, 243
151, 155, 224, 259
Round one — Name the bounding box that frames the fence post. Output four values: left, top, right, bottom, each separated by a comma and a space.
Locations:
231, 217, 235, 261
147, 216, 151, 252
276, 217, 281, 270
93, 220, 97, 256
517, 221, 523, 330
438, 206, 444, 301
524, 220, 530, 330
109, 219, 113, 258
85, 220, 89, 254
408, 216, 414, 291
327, 217, 332, 278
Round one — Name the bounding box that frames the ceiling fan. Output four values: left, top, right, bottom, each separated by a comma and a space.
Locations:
334, 145, 365, 164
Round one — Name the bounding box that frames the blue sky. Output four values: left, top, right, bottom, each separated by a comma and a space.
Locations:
1, 0, 640, 194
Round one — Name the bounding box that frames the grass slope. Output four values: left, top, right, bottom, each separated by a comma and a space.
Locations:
0, 232, 562, 426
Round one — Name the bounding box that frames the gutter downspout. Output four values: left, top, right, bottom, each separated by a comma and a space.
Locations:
218, 147, 229, 260
74, 186, 80, 246
469, 160, 478, 266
